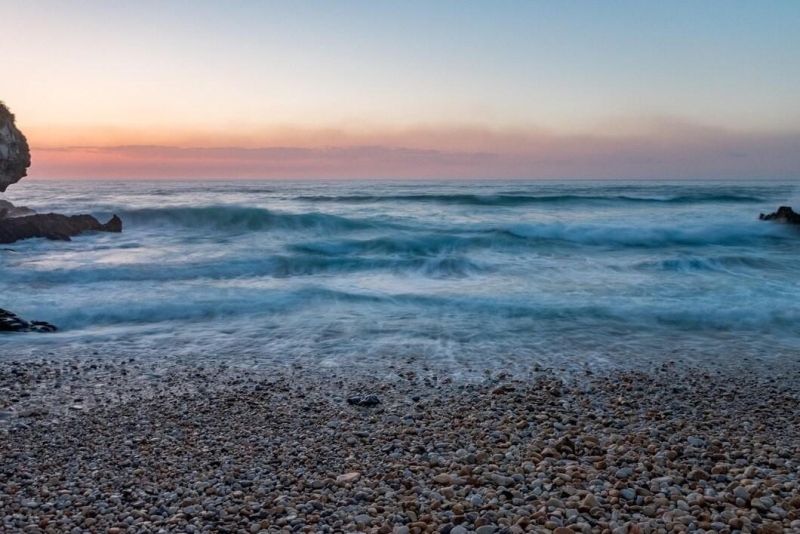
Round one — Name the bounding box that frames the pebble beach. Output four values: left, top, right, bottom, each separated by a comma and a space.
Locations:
2, 356, 799, 534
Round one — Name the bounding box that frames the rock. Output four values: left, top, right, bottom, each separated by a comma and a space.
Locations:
450, 527, 467, 534
0, 102, 30, 192
17, 406, 49, 417
615, 467, 633, 479
554, 528, 574, 534
582, 494, 599, 509
336, 472, 361, 484
354, 514, 372, 525
0, 308, 57, 333
491, 474, 515, 486
0, 213, 122, 244
750, 498, 768, 512
475, 526, 496, 534
620, 488, 636, 500
0, 199, 35, 219
433, 474, 452, 484
347, 394, 381, 406
760, 206, 800, 224
687, 469, 708, 481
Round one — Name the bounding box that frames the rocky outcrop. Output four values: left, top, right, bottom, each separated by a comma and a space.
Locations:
0, 308, 57, 333
0, 213, 122, 244
759, 206, 800, 224
0, 102, 31, 192
0, 199, 36, 218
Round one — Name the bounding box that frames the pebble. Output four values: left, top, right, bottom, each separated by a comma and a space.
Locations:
1, 361, 798, 534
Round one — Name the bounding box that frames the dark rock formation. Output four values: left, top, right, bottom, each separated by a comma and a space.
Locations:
759, 206, 800, 224
0, 102, 31, 192
0, 213, 123, 244
0, 101, 123, 244
0, 199, 36, 218
0, 308, 57, 333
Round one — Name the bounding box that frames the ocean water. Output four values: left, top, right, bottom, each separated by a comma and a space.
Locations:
2, 180, 800, 373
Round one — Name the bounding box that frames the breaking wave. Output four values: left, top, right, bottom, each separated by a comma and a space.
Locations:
295, 193, 764, 206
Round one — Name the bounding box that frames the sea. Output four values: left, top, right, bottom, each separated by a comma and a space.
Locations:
2, 180, 799, 374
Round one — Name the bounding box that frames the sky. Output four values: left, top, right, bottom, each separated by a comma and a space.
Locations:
3, 1, 800, 180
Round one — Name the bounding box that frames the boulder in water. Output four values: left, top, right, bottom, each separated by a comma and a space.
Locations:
759, 206, 800, 224
0, 102, 31, 193
0, 199, 36, 219
0, 213, 123, 244
0, 308, 57, 333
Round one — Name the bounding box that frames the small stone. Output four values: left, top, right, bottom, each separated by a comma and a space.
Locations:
450, 527, 468, 534
687, 469, 708, 481
751, 498, 768, 512
615, 467, 633, 479
337, 472, 361, 484
492, 474, 515, 486
433, 474, 452, 484
582, 494, 599, 509
347, 395, 381, 406
475, 526, 496, 534
354, 514, 372, 525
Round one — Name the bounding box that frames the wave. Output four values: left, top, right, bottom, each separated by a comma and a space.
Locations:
290, 234, 487, 256
295, 193, 764, 206
290, 222, 793, 257
497, 221, 792, 248
115, 206, 381, 233
5, 254, 488, 286
632, 255, 788, 273
15, 285, 800, 335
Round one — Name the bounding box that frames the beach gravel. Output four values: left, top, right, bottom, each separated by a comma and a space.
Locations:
1, 358, 799, 533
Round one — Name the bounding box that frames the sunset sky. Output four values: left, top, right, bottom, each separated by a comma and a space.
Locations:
3, 1, 800, 179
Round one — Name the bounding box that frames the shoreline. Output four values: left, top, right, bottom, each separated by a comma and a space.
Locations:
2, 357, 799, 533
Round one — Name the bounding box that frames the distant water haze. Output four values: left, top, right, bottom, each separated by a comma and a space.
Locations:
3, 180, 799, 374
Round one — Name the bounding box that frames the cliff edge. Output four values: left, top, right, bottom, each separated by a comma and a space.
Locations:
0, 101, 31, 192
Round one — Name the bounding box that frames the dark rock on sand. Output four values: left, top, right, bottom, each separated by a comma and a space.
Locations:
0, 308, 57, 333
760, 206, 800, 224
347, 394, 381, 406
0, 102, 30, 193
0, 213, 122, 244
